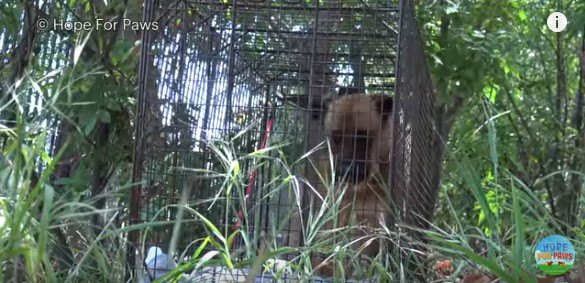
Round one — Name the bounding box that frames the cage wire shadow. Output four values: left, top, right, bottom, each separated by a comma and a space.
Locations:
129, 0, 441, 281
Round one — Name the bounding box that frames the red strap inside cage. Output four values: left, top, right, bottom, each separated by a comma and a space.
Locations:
231, 117, 274, 247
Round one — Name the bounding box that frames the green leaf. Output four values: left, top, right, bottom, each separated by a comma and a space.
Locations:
483, 86, 497, 104
511, 184, 525, 275
461, 34, 473, 43
472, 30, 486, 38
98, 110, 111, 124
518, 10, 527, 22
193, 237, 211, 260
37, 184, 54, 261
444, 1, 459, 15
431, 54, 444, 66
85, 114, 97, 136
195, 251, 220, 270
41, 151, 52, 164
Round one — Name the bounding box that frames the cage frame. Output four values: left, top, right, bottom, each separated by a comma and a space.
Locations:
128, 0, 443, 280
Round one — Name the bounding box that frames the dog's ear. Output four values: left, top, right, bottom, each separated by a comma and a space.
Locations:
372, 95, 393, 121
310, 95, 332, 121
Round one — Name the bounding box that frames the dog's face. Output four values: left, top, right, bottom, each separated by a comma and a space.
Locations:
322, 93, 393, 185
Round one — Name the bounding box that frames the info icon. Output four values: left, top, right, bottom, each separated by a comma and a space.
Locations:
535, 235, 575, 275
547, 12, 568, 32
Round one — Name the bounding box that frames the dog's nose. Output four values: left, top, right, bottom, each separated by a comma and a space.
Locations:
336, 161, 368, 183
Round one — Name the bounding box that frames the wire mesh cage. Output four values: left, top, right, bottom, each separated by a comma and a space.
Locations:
128, 0, 423, 280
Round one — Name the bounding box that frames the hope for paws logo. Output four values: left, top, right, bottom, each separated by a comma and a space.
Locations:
535, 235, 575, 275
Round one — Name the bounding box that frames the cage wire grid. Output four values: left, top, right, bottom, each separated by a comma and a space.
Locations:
127, 0, 441, 280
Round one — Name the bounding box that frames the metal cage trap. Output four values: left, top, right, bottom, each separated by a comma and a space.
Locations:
130, 0, 441, 281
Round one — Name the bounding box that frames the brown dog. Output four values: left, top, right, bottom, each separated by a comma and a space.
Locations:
312, 93, 393, 277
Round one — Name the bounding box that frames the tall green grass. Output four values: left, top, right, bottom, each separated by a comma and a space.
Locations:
151, 132, 399, 282
2, 77, 583, 283
425, 101, 585, 282
1, 72, 133, 283
0, 119, 118, 282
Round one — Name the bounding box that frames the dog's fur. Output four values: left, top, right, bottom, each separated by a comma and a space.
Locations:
312, 92, 393, 277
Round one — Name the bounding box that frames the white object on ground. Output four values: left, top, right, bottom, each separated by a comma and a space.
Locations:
143, 246, 187, 283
